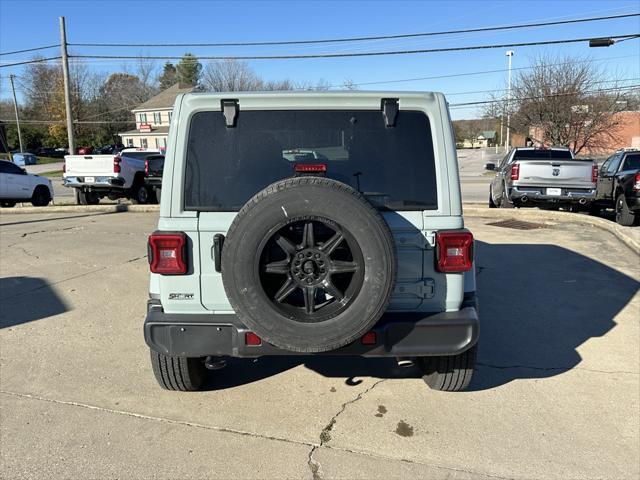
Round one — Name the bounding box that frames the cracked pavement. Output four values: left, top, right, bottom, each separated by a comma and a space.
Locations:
1, 212, 638, 479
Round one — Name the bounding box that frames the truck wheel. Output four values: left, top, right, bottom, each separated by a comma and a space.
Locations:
488, 188, 497, 208
221, 177, 397, 353
0, 201, 16, 208
130, 184, 156, 204
499, 184, 514, 208
150, 350, 207, 391
416, 344, 477, 392
615, 193, 637, 226
77, 190, 100, 205
31, 185, 51, 207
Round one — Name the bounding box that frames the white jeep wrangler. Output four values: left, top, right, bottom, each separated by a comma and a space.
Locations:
145, 92, 478, 391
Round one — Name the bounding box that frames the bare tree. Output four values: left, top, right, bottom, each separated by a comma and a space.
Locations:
202, 59, 263, 92
509, 55, 631, 154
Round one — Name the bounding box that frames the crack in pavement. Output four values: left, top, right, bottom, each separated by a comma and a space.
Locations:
477, 362, 639, 375
1, 389, 517, 480
307, 379, 387, 480
18, 225, 84, 238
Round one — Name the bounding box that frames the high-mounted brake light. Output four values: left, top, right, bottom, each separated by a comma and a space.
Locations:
145, 158, 149, 176
592, 164, 598, 183
510, 163, 520, 180
435, 231, 474, 273
634, 172, 640, 192
113, 155, 122, 174
148, 232, 187, 275
294, 163, 327, 173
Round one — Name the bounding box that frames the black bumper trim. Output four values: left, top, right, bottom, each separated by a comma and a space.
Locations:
144, 303, 479, 358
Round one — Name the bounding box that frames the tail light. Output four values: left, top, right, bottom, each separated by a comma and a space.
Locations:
435, 231, 474, 273
148, 232, 187, 275
245, 332, 262, 346
510, 163, 520, 180
592, 164, 598, 183
634, 172, 640, 192
113, 155, 122, 174
145, 158, 149, 176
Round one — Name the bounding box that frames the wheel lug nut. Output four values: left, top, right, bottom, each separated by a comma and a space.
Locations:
297, 253, 305, 259
314, 253, 320, 259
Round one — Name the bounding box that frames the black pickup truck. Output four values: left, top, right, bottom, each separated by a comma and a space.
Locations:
144, 154, 164, 202
593, 149, 640, 226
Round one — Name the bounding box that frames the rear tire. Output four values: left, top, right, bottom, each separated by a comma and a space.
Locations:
130, 183, 156, 204
77, 189, 100, 205
615, 193, 637, 226
417, 344, 477, 392
499, 189, 514, 208
150, 350, 207, 391
488, 188, 497, 208
31, 186, 51, 207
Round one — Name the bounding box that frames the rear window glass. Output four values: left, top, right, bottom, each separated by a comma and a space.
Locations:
184, 110, 437, 211
622, 154, 640, 171
121, 151, 156, 160
513, 149, 573, 160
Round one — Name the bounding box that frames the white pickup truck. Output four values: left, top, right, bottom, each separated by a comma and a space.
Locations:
63, 148, 160, 204
487, 147, 597, 210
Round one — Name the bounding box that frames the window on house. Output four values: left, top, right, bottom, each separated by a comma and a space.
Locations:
127, 139, 134, 147
168, 111, 172, 122
163, 138, 167, 148
155, 138, 160, 148
141, 138, 148, 148
140, 113, 147, 123
154, 112, 162, 125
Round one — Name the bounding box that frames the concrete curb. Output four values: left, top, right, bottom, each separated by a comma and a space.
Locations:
1, 203, 637, 255
0, 204, 160, 214
464, 206, 640, 255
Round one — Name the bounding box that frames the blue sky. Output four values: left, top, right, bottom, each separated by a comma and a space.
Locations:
1, 0, 639, 119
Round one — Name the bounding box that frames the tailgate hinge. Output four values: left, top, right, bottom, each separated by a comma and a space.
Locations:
221, 99, 239, 128
394, 279, 435, 299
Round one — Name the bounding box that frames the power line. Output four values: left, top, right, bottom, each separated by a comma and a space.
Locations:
0, 56, 62, 68
448, 84, 640, 107
0, 44, 60, 56
68, 34, 640, 61
68, 13, 640, 48
324, 54, 640, 88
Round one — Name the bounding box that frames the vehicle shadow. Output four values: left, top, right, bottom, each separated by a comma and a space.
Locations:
204, 239, 638, 391
469, 240, 639, 390
0, 277, 69, 328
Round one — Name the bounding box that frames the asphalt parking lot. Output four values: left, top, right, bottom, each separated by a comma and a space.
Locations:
1, 211, 638, 479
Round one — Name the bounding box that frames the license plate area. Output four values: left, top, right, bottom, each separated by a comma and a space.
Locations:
85, 176, 95, 183
546, 188, 562, 196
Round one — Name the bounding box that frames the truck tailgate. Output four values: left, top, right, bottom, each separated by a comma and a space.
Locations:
64, 155, 115, 177
516, 160, 594, 188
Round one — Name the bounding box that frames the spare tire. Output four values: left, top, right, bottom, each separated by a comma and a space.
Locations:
221, 176, 397, 353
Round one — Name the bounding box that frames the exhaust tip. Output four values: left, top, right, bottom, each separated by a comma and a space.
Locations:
520, 195, 529, 203
579, 197, 587, 205
396, 357, 415, 368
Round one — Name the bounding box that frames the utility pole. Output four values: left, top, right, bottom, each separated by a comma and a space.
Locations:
505, 50, 514, 150
59, 16, 75, 154
8, 74, 24, 153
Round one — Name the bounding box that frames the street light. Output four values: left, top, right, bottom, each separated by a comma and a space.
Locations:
505, 50, 514, 150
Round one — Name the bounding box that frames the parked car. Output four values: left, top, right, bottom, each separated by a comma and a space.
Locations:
144, 154, 164, 202
33, 147, 65, 158
12, 153, 37, 166
63, 147, 160, 204
76, 146, 94, 155
486, 147, 597, 210
0, 159, 53, 207
592, 149, 640, 226
145, 91, 478, 392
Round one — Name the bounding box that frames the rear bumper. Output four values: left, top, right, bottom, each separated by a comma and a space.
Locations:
144, 177, 162, 188
63, 176, 125, 188
144, 298, 479, 358
509, 186, 596, 205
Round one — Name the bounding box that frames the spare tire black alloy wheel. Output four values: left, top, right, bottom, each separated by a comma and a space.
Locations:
221, 177, 397, 353
259, 217, 364, 322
